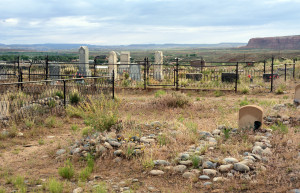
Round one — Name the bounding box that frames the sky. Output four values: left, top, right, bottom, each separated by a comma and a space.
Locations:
0, 0, 300, 45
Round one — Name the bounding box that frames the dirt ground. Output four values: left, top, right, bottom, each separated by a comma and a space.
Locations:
0, 83, 299, 192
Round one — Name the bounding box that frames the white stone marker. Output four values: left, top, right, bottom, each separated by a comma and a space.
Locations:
108, 51, 118, 79
154, 51, 163, 80
78, 46, 91, 77
238, 105, 263, 129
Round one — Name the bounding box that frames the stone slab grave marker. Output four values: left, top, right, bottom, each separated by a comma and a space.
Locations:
221, 73, 239, 83
294, 84, 300, 105
78, 46, 91, 77
108, 51, 118, 79
129, 64, 141, 81
154, 51, 163, 80
0, 101, 9, 117
238, 105, 263, 130
49, 62, 61, 83
119, 51, 130, 75
186, 73, 203, 81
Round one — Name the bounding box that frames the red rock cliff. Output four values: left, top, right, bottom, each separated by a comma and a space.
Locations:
244, 35, 300, 49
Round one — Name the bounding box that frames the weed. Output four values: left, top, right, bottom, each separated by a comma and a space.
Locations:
275, 88, 284, 95
13, 176, 27, 193
126, 145, 135, 158
196, 97, 200, 101
239, 97, 249, 107
25, 119, 35, 129
82, 126, 93, 137
214, 90, 223, 97
54, 91, 64, 99
38, 139, 45, 145
157, 134, 169, 146
93, 182, 108, 193
223, 128, 230, 140
58, 159, 74, 180
154, 92, 191, 108
69, 92, 81, 105
71, 124, 79, 131
185, 121, 198, 134
45, 116, 56, 128
241, 87, 249, 94
154, 90, 166, 98
48, 100, 56, 108
0, 187, 5, 193
283, 95, 288, 99
270, 123, 288, 134
79, 167, 92, 181
190, 155, 201, 168
48, 178, 63, 193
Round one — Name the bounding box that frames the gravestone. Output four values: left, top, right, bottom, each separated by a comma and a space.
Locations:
49, 62, 61, 80
129, 64, 141, 81
0, 101, 9, 117
108, 51, 118, 78
190, 59, 205, 68
78, 46, 91, 77
119, 51, 130, 75
154, 51, 163, 80
263, 73, 279, 82
221, 73, 239, 83
238, 105, 263, 129
186, 73, 203, 81
294, 84, 300, 105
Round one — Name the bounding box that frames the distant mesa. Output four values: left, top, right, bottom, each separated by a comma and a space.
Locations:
243, 35, 300, 50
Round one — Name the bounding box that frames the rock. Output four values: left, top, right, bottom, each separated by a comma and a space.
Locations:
140, 137, 155, 144
147, 186, 159, 192
133, 149, 142, 156
173, 165, 187, 173
113, 157, 122, 163
219, 164, 233, 173
239, 159, 254, 166
213, 177, 227, 182
96, 145, 107, 154
150, 121, 162, 129
104, 142, 113, 149
223, 157, 238, 164
150, 170, 164, 176
234, 163, 250, 172
227, 173, 233, 178
252, 146, 263, 155
109, 140, 122, 147
203, 169, 217, 177
212, 129, 221, 135
198, 131, 213, 138
182, 172, 196, 179
250, 153, 262, 160
203, 182, 213, 186
179, 160, 193, 166
71, 148, 81, 155
217, 125, 226, 130
241, 174, 251, 180
203, 161, 216, 169
289, 189, 300, 193
208, 137, 217, 145
180, 153, 190, 161
190, 169, 201, 176
243, 156, 256, 161
262, 148, 272, 156
56, 149, 66, 156
153, 160, 170, 166
106, 132, 116, 139
113, 150, 124, 157
199, 175, 210, 180
73, 187, 83, 193
260, 165, 267, 171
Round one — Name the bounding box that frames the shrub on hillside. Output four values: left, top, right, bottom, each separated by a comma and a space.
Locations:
153, 92, 191, 108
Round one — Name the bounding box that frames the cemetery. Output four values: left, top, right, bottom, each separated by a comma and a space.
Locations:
0, 47, 299, 192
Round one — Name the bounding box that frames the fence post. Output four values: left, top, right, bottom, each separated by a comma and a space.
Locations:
284, 63, 287, 81
112, 70, 115, 99
293, 58, 296, 79
263, 60, 266, 73
176, 58, 179, 91
63, 80, 66, 107
271, 57, 274, 92
45, 55, 49, 80
144, 57, 147, 90
235, 62, 238, 93
17, 56, 20, 72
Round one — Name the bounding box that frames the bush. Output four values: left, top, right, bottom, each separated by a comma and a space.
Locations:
153, 92, 191, 108
69, 92, 81, 105
154, 90, 166, 98
13, 176, 27, 193
67, 95, 119, 132
93, 182, 108, 193
275, 88, 284, 95
214, 90, 223, 97
54, 91, 64, 99
239, 97, 249, 107
190, 155, 201, 168
79, 154, 94, 181
58, 159, 74, 180
241, 87, 249, 94
48, 178, 63, 193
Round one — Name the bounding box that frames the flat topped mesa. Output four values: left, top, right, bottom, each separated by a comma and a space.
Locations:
78, 46, 91, 77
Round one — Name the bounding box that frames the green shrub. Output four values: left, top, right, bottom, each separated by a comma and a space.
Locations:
241, 87, 249, 94
48, 100, 56, 108
93, 182, 108, 193
71, 124, 79, 131
154, 90, 166, 98
214, 90, 223, 97
69, 92, 81, 105
157, 134, 169, 146
270, 123, 288, 134
223, 128, 230, 140
54, 91, 64, 99
121, 79, 130, 87
48, 178, 63, 193
124, 72, 129, 80
275, 88, 284, 95
190, 155, 201, 168
155, 92, 191, 108
79, 153, 95, 181
239, 97, 249, 107
13, 176, 27, 192
58, 159, 74, 180
25, 119, 35, 129
45, 116, 56, 128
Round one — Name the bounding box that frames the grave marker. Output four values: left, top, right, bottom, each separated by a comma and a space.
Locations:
154, 51, 163, 80
78, 46, 91, 77
49, 62, 60, 80
129, 64, 141, 81
186, 73, 203, 81
238, 105, 263, 130
119, 51, 130, 75
108, 51, 118, 78
221, 73, 239, 83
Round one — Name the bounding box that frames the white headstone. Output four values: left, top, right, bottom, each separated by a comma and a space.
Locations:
78, 46, 91, 77
108, 51, 118, 78
119, 51, 130, 74
154, 51, 163, 80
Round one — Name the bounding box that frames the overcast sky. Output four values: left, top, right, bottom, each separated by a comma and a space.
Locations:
0, 0, 299, 45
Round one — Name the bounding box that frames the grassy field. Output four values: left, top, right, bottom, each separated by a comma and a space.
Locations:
0, 80, 299, 192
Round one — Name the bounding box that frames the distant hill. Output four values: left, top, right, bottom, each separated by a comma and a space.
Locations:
243, 35, 300, 50
0, 43, 246, 51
